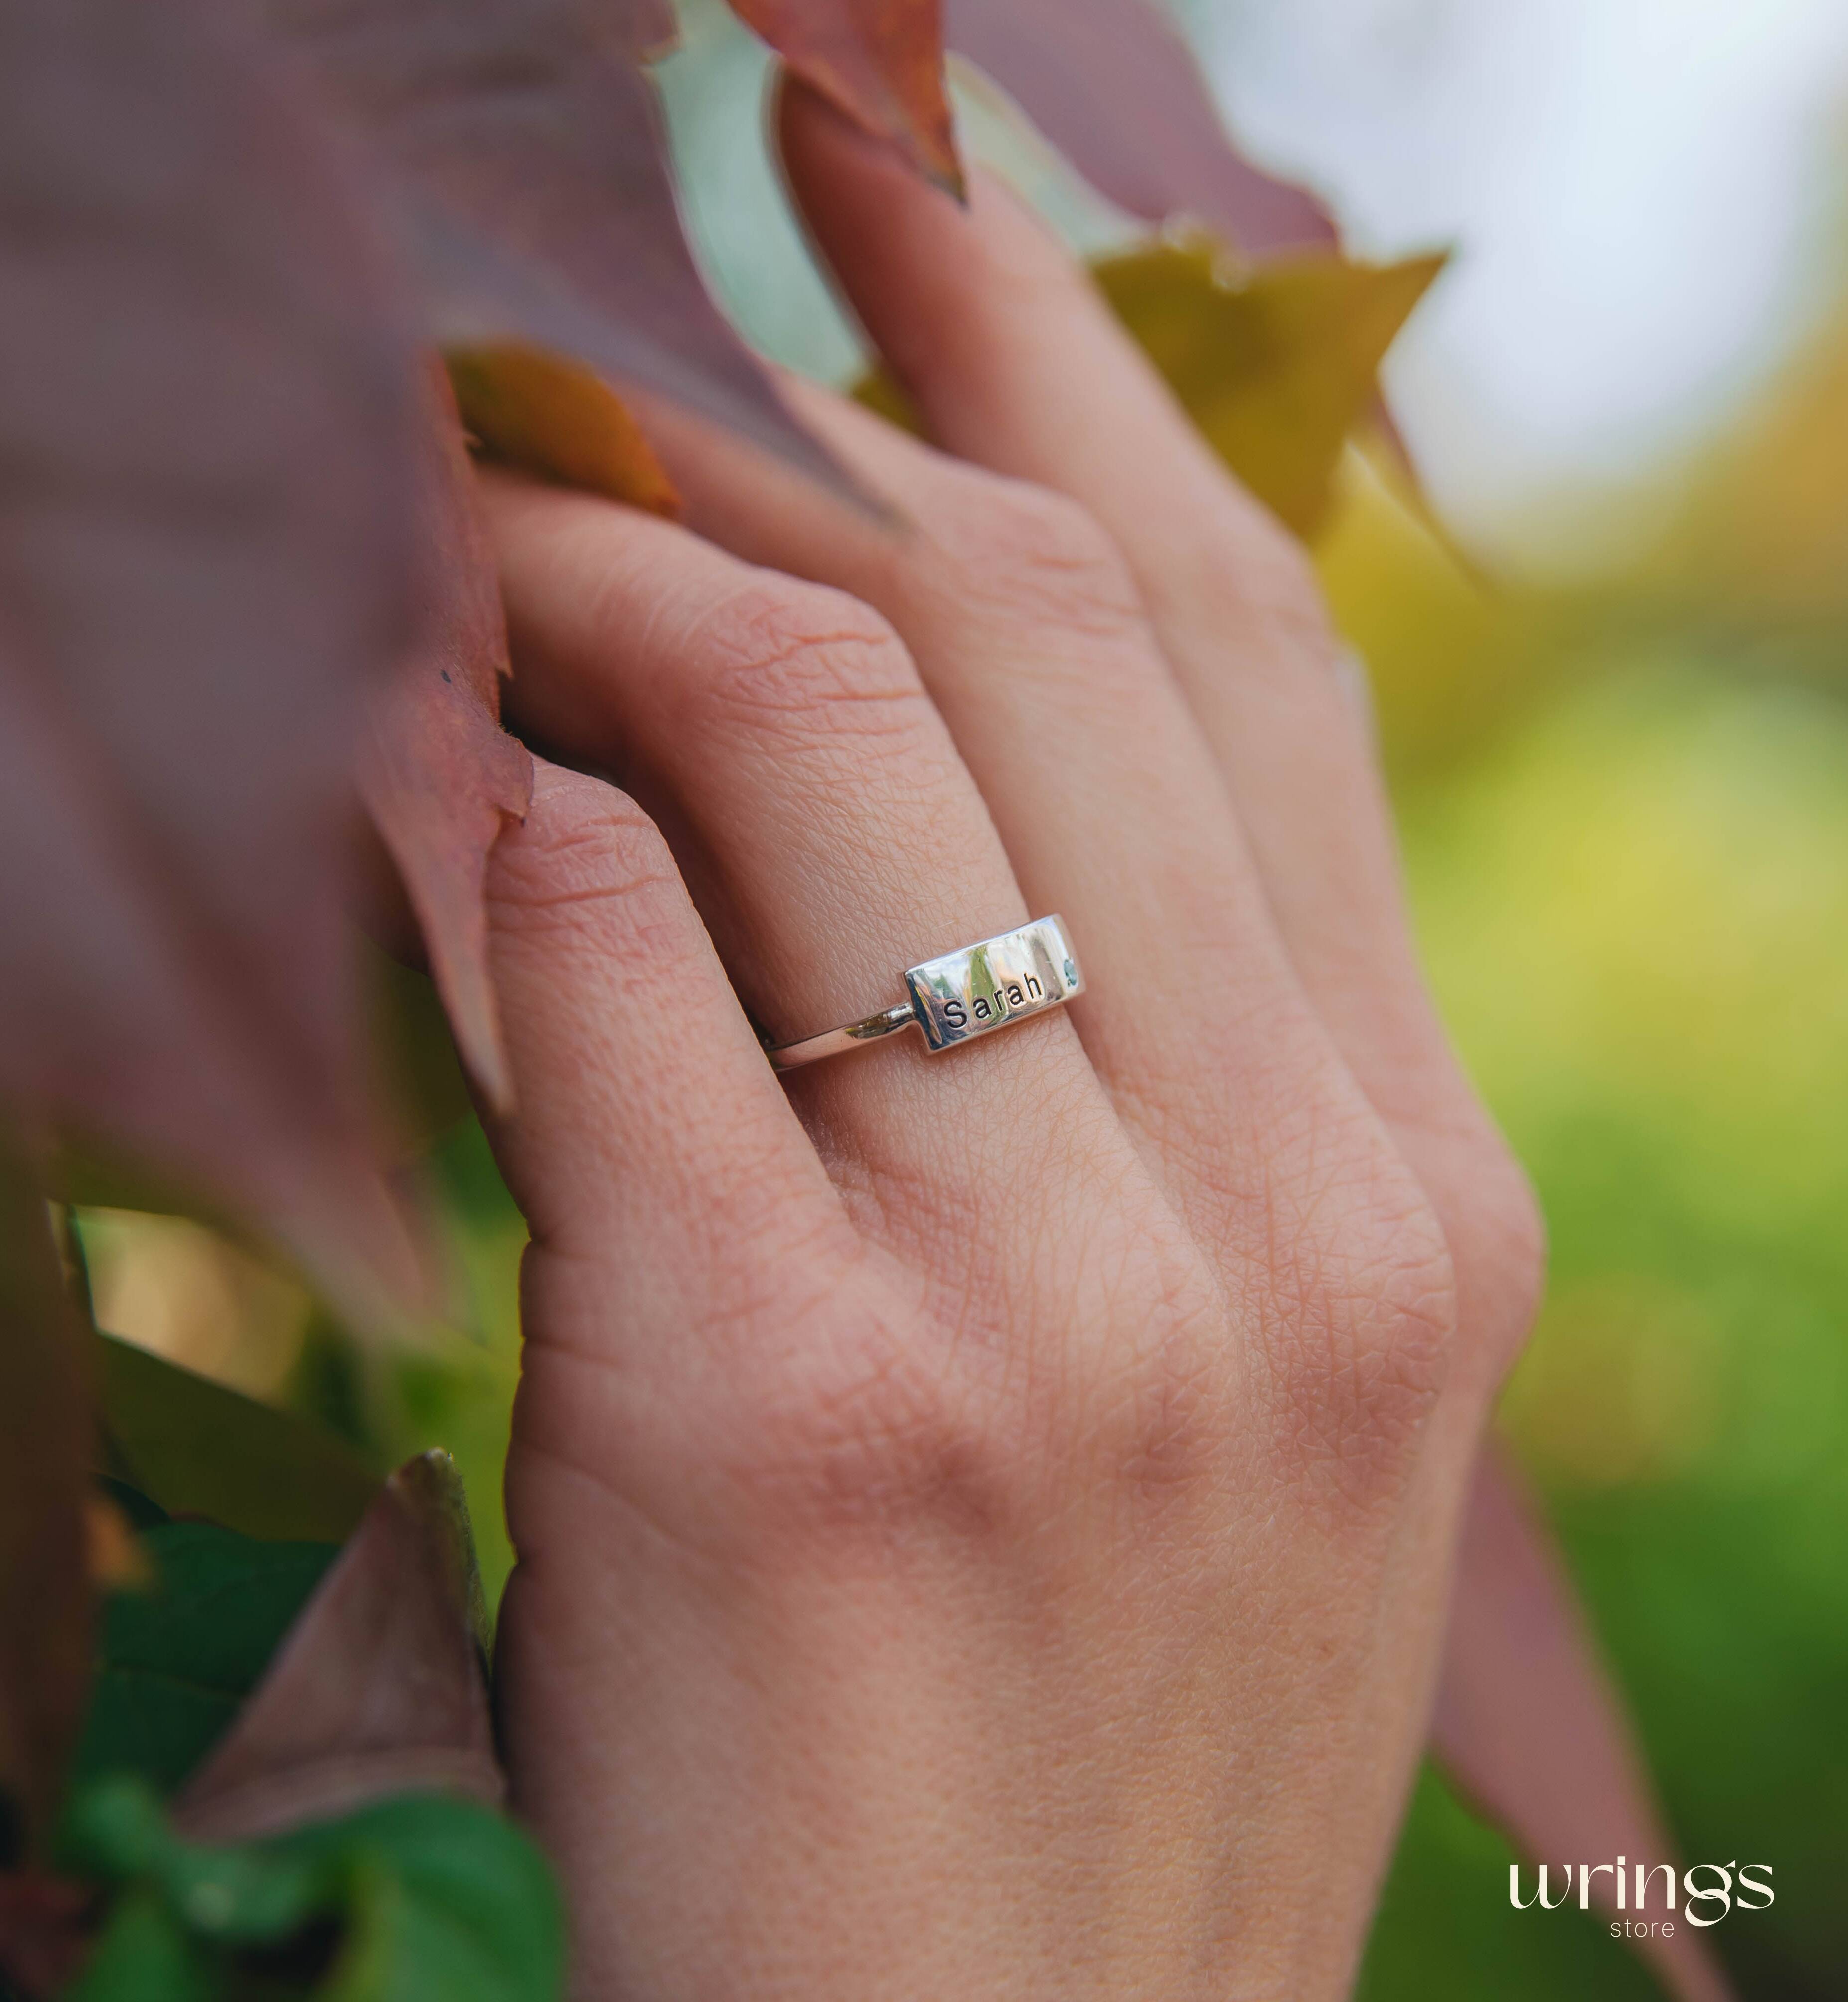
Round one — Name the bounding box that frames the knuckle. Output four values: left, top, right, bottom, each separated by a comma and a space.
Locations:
1089, 1258, 1236, 1514
713, 1298, 1007, 1550
487, 768, 690, 958
1450, 1137, 1547, 1387
1181, 495, 1340, 663
1255, 1104, 1459, 1506
684, 575, 932, 753
928, 475, 1146, 641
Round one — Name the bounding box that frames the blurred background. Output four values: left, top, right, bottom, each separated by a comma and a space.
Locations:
72, 1, 1848, 1995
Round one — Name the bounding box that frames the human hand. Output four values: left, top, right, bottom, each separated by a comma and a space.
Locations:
479, 82, 1542, 2002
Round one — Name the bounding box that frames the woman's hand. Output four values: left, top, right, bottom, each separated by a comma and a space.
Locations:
479, 83, 1542, 2002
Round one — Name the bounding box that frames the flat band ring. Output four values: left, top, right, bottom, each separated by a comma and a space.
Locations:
765, 916, 1084, 1072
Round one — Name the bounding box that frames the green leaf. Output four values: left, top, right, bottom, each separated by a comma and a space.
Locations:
61, 1778, 562, 2002
63, 1777, 324, 1946
95, 1334, 379, 1547
363, 940, 478, 1163
72, 1524, 337, 1797
281, 1796, 562, 2002
64, 1885, 217, 2002
0, 1144, 92, 1857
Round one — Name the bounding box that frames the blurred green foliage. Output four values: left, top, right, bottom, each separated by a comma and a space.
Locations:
1401, 659, 1848, 1999
1358, 1767, 1666, 2001
62, 1774, 561, 2002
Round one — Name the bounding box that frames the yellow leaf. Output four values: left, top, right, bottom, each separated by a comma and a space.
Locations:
857, 235, 1444, 543
853, 361, 920, 435
445, 343, 681, 516
1092, 237, 1446, 540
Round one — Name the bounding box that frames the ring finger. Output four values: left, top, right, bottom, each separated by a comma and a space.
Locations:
478, 475, 1123, 1267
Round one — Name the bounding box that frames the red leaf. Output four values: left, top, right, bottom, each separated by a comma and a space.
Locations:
947, 4, 1441, 522
0, 0, 427, 1309
1435, 1446, 1738, 2002
729, 0, 961, 192
172, 1452, 500, 1844
262, 0, 842, 486
0, 1151, 91, 1860
0, 1870, 89, 1997
361, 363, 532, 1113
946, 0, 1335, 258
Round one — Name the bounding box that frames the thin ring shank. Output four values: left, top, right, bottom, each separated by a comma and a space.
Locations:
767, 1002, 915, 1072
764, 917, 1082, 1073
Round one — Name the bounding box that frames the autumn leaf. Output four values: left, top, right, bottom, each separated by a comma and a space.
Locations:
947, 1, 1447, 511
947, 0, 1334, 257
1093, 236, 1445, 539
448, 345, 682, 516
262, 0, 840, 487
858, 234, 1441, 543
730, 0, 961, 193
0, 1147, 91, 1858
0, 0, 428, 1313
1435, 1447, 1738, 2002
173, 1454, 499, 1844
360, 365, 534, 1115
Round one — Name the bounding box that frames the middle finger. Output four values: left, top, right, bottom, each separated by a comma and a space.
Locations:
639, 386, 1390, 1255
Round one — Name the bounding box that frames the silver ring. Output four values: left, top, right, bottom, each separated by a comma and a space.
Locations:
765, 916, 1084, 1072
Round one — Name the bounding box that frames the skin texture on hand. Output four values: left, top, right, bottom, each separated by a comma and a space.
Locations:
479, 82, 1544, 2002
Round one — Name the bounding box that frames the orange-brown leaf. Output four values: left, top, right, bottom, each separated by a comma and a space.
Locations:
448, 344, 681, 516
731, 0, 960, 193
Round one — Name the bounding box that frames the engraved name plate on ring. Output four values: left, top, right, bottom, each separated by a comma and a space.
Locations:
903, 915, 1084, 1053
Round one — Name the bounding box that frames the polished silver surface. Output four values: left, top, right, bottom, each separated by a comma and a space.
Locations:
766, 916, 1083, 1072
